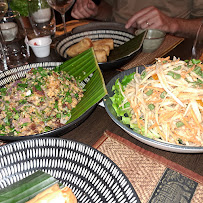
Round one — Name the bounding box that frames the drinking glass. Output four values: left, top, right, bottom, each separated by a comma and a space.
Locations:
191, 21, 203, 60
0, 0, 8, 71
28, 0, 56, 38
0, 10, 30, 68
46, 0, 75, 35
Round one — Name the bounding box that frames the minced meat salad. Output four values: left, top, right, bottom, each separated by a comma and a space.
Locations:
0, 67, 84, 136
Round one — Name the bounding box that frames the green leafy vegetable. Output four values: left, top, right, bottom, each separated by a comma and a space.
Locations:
9, 0, 29, 17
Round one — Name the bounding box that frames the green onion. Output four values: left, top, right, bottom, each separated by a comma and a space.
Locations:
14, 113, 20, 120
66, 96, 72, 103
0, 125, 5, 131
141, 70, 147, 79
12, 108, 18, 113
173, 65, 181, 70
191, 59, 201, 64
146, 89, 153, 96
167, 71, 181, 79
18, 83, 28, 88
56, 113, 61, 118
176, 121, 184, 128
75, 93, 79, 99
35, 84, 42, 91
148, 104, 155, 110
44, 126, 52, 132
0, 87, 7, 96
160, 91, 167, 99
54, 100, 58, 110
193, 66, 202, 75
4, 117, 10, 125
21, 123, 28, 127
19, 99, 27, 104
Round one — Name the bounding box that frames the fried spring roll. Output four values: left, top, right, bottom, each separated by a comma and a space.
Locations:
92, 39, 114, 50
26, 184, 77, 203
94, 50, 107, 63
66, 38, 93, 57
26, 183, 60, 203
93, 44, 110, 56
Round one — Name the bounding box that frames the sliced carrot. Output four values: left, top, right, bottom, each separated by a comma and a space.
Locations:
159, 111, 176, 122
148, 122, 158, 130
196, 99, 203, 107
173, 130, 201, 145
156, 126, 166, 140
190, 108, 203, 131
181, 64, 195, 78
180, 117, 195, 132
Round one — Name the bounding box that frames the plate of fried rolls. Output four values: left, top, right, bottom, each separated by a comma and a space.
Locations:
56, 27, 145, 71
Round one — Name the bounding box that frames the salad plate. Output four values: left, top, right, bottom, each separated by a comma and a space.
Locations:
0, 137, 140, 202
103, 66, 203, 153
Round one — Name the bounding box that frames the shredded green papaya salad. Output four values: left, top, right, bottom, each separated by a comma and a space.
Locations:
0, 67, 84, 136
111, 57, 203, 146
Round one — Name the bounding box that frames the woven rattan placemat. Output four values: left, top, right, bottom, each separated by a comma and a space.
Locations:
120, 34, 184, 71
93, 130, 203, 203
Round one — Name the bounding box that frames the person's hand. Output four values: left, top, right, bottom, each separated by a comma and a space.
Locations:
125, 6, 178, 33
71, 0, 99, 19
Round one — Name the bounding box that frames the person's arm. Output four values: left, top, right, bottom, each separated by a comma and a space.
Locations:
71, 0, 112, 22
125, 6, 203, 38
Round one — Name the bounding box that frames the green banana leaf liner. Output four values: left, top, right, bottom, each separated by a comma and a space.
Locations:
59, 47, 107, 123
0, 171, 61, 203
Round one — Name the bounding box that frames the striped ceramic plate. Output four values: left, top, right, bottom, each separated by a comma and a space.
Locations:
0, 137, 140, 202
56, 29, 144, 71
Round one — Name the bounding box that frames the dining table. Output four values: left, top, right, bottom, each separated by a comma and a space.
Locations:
1, 20, 203, 203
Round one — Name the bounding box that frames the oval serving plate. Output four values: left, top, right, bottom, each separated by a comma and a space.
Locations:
103, 66, 203, 153
0, 62, 96, 141
56, 29, 144, 71
0, 137, 140, 202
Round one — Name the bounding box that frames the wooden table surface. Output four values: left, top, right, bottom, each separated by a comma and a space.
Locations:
28, 35, 203, 177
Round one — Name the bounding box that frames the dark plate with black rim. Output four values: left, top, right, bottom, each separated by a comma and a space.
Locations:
56, 22, 145, 71
0, 137, 141, 202
0, 62, 96, 141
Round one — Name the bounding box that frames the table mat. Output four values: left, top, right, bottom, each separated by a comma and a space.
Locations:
120, 34, 184, 71
93, 130, 203, 203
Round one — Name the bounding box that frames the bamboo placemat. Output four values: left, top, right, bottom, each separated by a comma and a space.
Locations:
120, 34, 184, 71
93, 130, 203, 203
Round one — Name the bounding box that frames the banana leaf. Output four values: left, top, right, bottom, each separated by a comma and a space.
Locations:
58, 48, 107, 123
108, 31, 146, 61
0, 171, 59, 203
